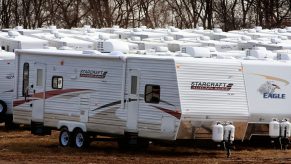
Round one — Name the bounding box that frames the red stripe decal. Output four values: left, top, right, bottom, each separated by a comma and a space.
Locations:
13, 98, 37, 107
34, 89, 90, 99
13, 89, 91, 107
151, 105, 181, 119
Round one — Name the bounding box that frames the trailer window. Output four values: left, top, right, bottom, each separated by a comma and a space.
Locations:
131, 76, 138, 94
144, 85, 160, 104
52, 76, 63, 89
22, 63, 29, 96
36, 69, 43, 86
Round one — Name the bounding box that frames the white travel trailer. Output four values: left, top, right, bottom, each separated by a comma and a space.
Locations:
31, 32, 94, 50
12, 49, 291, 149
0, 31, 49, 52
0, 50, 15, 124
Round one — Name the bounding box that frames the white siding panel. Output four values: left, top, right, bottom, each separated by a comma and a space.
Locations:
176, 58, 249, 121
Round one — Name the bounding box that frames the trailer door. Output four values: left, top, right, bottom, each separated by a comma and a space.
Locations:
31, 64, 46, 122
126, 69, 140, 132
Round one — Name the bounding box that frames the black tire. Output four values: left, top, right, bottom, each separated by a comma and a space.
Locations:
0, 100, 7, 115
73, 129, 89, 149
59, 127, 72, 147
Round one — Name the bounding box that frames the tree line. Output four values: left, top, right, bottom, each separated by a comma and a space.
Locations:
1, 0, 291, 31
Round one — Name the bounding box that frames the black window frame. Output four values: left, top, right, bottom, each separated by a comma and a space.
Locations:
144, 84, 160, 104
52, 76, 63, 89
22, 62, 29, 96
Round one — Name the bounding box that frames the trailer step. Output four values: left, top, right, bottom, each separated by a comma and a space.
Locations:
31, 121, 51, 136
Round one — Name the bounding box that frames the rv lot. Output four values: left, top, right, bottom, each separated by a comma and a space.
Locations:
0, 126, 290, 163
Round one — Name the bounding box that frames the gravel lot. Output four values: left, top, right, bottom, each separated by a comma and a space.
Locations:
0, 126, 291, 164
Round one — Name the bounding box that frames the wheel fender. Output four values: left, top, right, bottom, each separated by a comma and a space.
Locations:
57, 121, 87, 132
0, 100, 7, 114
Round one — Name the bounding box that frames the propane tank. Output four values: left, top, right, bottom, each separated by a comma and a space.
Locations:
223, 122, 235, 142
280, 119, 291, 138
212, 122, 224, 142
269, 118, 280, 138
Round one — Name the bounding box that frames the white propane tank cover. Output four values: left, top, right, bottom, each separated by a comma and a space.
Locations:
212, 122, 224, 142
280, 119, 291, 138
223, 123, 235, 141
269, 118, 280, 138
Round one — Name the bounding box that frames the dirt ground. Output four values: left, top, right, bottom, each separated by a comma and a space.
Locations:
0, 126, 291, 164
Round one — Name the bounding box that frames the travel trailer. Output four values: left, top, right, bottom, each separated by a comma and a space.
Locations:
30, 32, 94, 50
0, 50, 15, 125
0, 31, 48, 52
12, 49, 291, 149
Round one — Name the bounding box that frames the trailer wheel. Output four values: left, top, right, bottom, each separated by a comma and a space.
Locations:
0, 100, 7, 115
73, 129, 89, 149
59, 127, 72, 147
